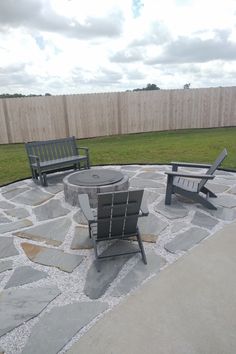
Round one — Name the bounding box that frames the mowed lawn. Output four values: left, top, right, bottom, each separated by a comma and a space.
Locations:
0, 127, 236, 186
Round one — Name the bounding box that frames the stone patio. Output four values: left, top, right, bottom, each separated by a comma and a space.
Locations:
0, 165, 236, 354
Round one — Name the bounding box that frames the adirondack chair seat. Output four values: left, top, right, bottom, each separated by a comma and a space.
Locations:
25, 136, 90, 186
172, 176, 199, 192
165, 149, 228, 210
79, 189, 148, 271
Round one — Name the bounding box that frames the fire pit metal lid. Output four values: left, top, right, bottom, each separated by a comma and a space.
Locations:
67, 169, 124, 186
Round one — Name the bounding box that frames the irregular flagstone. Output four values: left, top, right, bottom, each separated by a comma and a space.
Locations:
84, 241, 138, 299
0, 201, 15, 210
0, 260, 13, 273
155, 199, 189, 219
0, 286, 60, 338
71, 226, 93, 249
0, 219, 32, 234
227, 185, 236, 195
121, 165, 140, 171
165, 227, 209, 253
1, 181, 27, 192
112, 251, 166, 297
191, 211, 219, 230
205, 182, 230, 193
73, 209, 87, 225
214, 178, 236, 187
14, 217, 71, 246
0, 214, 11, 223
138, 213, 168, 238
4, 266, 48, 289
2, 187, 29, 200
171, 221, 187, 233
5, 208, 30, 219
22, 301, 108, 354
0, 238, 19, 259
42, 184, 63, 194
205, 206, 236, 221
142, 190, 160, 205
21, 243, 84, 273
0, 346, 4, 354
136, 172, 164, 180
12, 189, 54, 206
215, 195, 236, 208
34, 199, 70, 221
130, 178, 165, 189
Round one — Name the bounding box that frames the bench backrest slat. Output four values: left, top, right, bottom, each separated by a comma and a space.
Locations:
25, 137, 77, 162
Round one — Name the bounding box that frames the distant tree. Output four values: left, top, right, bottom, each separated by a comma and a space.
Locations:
45, 93, 51, 96
183, 83, 191, 89
133, 83, 160, 91
0, 93, 43, 99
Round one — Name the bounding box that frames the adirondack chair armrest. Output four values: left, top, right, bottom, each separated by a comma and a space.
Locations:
171, 162, 212, 170
165, 171, 215, 180
78, 194, 95, 223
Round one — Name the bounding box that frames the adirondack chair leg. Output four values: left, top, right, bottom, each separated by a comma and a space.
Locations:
193, 193, 217, 210
165, 175, 174, 205
136, 229, 147, 265
201, 186, 217, 198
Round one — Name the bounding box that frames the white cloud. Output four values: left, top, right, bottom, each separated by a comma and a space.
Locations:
0, 0, 236, 94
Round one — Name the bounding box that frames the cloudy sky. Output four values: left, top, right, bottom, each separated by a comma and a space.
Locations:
0, 0, 236, 95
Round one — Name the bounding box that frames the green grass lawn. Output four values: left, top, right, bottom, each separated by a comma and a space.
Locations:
0, 127, 236, 186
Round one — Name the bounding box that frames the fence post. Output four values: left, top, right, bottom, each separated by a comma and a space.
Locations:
2, 99, 12, 144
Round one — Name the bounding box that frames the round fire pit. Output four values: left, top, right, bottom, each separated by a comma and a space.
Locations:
63, 168, 129, 207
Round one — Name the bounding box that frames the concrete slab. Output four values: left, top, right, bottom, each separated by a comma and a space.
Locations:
67, 221, 236, 354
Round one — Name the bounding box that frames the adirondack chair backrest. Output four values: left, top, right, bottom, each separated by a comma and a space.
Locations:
25, 137, 77, 162
198, 148, 228, 190
96, 189, 144, 239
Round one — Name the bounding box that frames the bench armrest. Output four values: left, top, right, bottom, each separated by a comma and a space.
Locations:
76, 146, 89, 152
165, 171, 215, 180
28, 155, 40, 168
78, 194, 96, 223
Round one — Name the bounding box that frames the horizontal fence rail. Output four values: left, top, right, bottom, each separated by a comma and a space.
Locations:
0, 87, 236, 144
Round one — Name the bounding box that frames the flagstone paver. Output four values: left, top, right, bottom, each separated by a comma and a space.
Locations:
130, 178, 165, 189
227, 186, 236, 194
73, 209, 87, 225
205, 206, 236, 221
42, 184, 64, 194
12, 189, 54, 206
0, 346, 4, 354
0, 260, 13, 273
171, 221, 187, 233
5, 208, 30, 219
205, 182, 230, 193
0, 238, 19, 259
84, 241, 138, 299
215, 195, 236, 208
4, 266, 48, 289
22, 302, 108, 354
121, 165, 140, 171
136, 172, 164, 180
155, 199, 189, 219
71, 226, 92, 249
138, 213, 168, 238
0, 201, 15, 209
14, 217, 71, 246
2, 187, 30, 200
112, 251, 166, 297
0, 219, 32, 234
0, 287, 60, 337
0, 214, 11, 223
191, 211, 219, 230
21, 243, 84, 272
165, 227, 209, 253
34, 199, 70, 221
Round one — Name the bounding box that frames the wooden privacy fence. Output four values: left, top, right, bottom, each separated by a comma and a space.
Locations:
0, 86, 236, 144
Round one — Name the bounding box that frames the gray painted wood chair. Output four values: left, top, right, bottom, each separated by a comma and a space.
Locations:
165, 149, 228, 210
79, 189, 148, 271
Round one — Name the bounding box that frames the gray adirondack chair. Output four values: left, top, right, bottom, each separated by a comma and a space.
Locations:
165, 149, 228, 210
79, 189, 148, 271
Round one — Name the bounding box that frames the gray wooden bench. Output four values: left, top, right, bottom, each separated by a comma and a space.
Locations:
25, 136, 90, 186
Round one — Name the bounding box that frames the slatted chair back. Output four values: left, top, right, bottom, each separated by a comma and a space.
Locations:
198, 148, 228, 190
96, 190, 144, 240
25, 137, 77, 162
